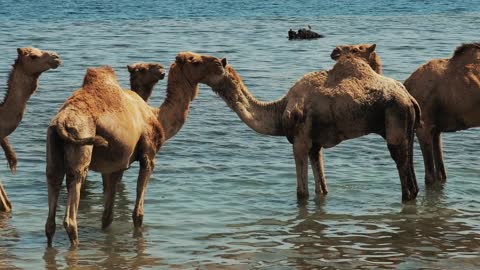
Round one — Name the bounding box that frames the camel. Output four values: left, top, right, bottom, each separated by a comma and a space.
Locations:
127, 62, 166, 101
404, 42, 480, 184
45, 52, 226, 246
0, 47, 61, 212
203, 45, 421, 201
330, 43, 383, 74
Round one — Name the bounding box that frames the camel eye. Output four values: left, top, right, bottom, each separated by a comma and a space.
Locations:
30, 55, 39, 59
352, 48, 359, 53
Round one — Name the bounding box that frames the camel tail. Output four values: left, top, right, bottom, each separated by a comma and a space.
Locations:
55, 123, 108, 147
410, 97, 423, 129
1, 138, 17, 174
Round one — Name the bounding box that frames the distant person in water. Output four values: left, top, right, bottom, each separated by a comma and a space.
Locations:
288, 26, 324, 40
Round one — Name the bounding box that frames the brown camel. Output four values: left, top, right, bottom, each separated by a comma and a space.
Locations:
127, 62, 166, 101
330, 43, 383, 74
0, 47, 61, 212
45, 52, 226, 246
404, 42, 480, 184
203, 46, 420, 201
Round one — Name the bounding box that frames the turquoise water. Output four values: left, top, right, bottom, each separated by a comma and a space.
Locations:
0, 1, 479, 269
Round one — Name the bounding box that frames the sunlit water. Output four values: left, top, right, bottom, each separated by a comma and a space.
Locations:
0, 1, 479, 269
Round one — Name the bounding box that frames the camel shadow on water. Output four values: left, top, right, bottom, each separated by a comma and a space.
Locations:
196, 186, 479, 269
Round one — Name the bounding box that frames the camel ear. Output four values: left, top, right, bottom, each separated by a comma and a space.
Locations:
176, 54, 186, 64
368, 44, 376, 52
127, 65, 135, 73
17, 48, 27, 56
221, 58, 227, 67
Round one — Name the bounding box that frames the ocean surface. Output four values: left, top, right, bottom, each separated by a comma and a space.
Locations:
0, 0, 479, 269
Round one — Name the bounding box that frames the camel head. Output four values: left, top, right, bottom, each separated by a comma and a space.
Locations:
174, 52, 227, 87
127, 62, 166, 84
330, 44, 382, 74
16, 47, 61, 75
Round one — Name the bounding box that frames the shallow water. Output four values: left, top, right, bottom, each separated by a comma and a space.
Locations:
0, 1, 479, 269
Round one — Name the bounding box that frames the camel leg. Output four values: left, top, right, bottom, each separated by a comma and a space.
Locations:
132, 155, 154, 228
309, 144, 328, 195
63, 145, 92, 246
0, 181, 12, 212
1, 137, 17, 174
293, 139, 309, 199
432, 132, 447, 182
101, 170, 124, 230
45, 127, 65, 246
416, 128, 436, 185
388, 140, 418, 201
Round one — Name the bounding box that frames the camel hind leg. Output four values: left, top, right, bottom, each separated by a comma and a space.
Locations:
309, 144, 328, 195
386, 106, 418, 201
63, 144, 92, 246
45, 126, 66, 246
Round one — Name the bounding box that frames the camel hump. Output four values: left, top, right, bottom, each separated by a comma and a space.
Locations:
83, 66, 118, 87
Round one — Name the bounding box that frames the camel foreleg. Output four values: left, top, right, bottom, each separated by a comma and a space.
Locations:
101, 170, 124, 229
293, 138, 310, 199
132, 155, 154, 228
417, 127, 436, 185
309, 144, 328, 195
0, 181, 12, 212
432, 132, 447, 182
1, 137, 17, 174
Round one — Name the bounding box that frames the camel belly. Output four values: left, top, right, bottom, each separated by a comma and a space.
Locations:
89, 144, 138, 173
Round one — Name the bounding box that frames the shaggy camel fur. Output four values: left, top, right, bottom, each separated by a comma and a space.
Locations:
205, 46, 421, 201
45, 52, 226, 246
127, 62, 166, 101
404, 42, 480, 184
0, 47, 60, 212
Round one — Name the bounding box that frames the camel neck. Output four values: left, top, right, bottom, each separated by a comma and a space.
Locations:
130, 80, 156, 102
214, 73, 287, 136
0, 65, 38, 138
157, 66, 196, 141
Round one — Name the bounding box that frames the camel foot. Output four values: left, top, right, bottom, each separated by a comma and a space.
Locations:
45, 221, 56, 246
132, 214, 143, 228
101, 214, 113, 230
315, 188, 328, 195
296, 191, 309, 200
401, 190, 417, 202
64, 219, 79, 247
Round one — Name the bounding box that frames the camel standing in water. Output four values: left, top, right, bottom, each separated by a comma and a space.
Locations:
45, 53, 226, 246
404, 43, 480, 184
127, 62, 166, 101
203, 45, 420, 201
0, 47, 61, 212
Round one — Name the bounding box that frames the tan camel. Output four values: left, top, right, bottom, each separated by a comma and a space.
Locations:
204, 46, 420, 201
0, 47, 61, 212
404, 42, 480, 184
45, 52, 226, 246
127, 62, 166, 101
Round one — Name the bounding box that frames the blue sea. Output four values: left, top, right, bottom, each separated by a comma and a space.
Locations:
0, 0, 479, 269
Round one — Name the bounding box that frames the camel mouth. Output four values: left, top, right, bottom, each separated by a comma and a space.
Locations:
50, 58, 62, 69
330, 50, 341, 60
159, 69, 166, 79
